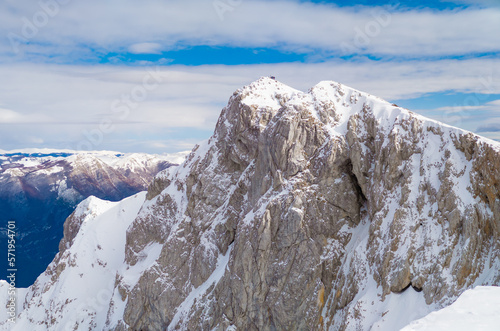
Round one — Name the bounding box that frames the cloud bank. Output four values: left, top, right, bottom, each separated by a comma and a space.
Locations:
1, 0, 499, 62
0, 58, 499, 152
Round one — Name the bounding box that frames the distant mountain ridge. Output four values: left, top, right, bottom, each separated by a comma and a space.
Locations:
2, 78, 499, 330
0, 150, 187, 287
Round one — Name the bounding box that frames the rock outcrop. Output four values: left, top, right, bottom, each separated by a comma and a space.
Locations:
4, 78, 499, 330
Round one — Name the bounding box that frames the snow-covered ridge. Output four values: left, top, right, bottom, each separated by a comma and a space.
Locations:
0, 149, 184, 204
4, 77, 499, 330
0, 149, 190, 168
241, 77, 500, 150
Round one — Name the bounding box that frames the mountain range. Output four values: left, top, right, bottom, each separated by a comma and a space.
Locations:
0, 150, 187, 287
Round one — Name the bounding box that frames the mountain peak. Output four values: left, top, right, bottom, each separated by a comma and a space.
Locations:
236, 76, 300, 111
5, 79, 500, 331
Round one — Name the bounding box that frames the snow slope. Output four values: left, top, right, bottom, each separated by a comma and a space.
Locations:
401, 286, 500, 331
3, 193, 148, 331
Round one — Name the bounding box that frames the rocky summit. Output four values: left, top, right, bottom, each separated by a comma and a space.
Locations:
2, 77, 499, 330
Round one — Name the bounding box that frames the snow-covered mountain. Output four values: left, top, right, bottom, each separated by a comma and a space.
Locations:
0, 150, 187, 287
2, 77, 499, 330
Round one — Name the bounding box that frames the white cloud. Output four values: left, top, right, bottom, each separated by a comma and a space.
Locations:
485, 99, 500, 107
0, 58, 499, 152
448, 0, 500, 7
128, 42, 163, 55
28, 136, 44, 144
435, 99, 500, 116
0, 107, 51, 123
0, 108, 22, 123
0, 1, 499, 60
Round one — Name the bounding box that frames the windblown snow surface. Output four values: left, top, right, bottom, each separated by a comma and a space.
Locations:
401, 286, 500, 331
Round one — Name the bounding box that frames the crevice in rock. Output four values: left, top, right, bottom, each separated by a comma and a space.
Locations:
397, 281, 423, 293
412, 284, 423, 292
344, 159, 367, 204
398, 283, 411, 293
228, 234, 235, 247
323, 199, 350, 216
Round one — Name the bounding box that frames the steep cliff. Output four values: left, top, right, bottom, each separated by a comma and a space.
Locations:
3, 78, 499, 330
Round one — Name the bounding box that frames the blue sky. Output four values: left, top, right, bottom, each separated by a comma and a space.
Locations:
0, 0, 499, 153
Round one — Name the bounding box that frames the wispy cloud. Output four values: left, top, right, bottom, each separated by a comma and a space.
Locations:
0, 108, 23, 123
128, 43, 163, 55
0, 57, 499, 152
0, 107, 52, 123
477, 123, 500, 132
448, 0, 500, 8
1, 1, 499, 63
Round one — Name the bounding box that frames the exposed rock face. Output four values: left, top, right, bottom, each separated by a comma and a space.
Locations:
4, 78, 499, 331
0, 151, 177, 287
